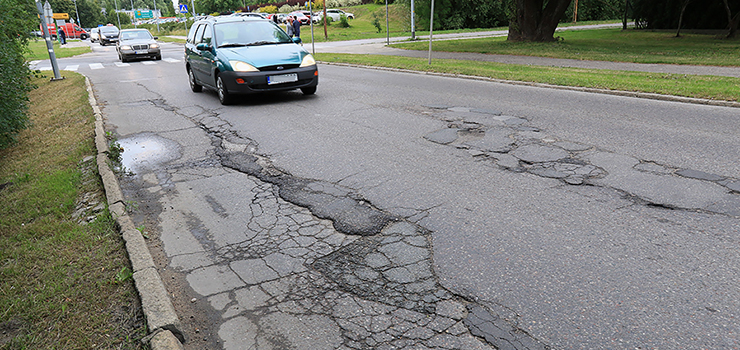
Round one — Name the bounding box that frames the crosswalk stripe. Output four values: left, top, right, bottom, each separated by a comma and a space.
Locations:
64, 65, 79, 71
164, 58, 180, 63
141, 61, 157, 65
89, 63, 104, 70
115, 62, 130, 67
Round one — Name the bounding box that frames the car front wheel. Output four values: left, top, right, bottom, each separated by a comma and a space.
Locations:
188, 68, 202, 92
217, 75, 232, 105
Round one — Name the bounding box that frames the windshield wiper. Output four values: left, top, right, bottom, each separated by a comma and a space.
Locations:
218, 43, 248, 48
246, 41, 276, 46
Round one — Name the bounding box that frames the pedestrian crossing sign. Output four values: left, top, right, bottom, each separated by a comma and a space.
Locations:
179, 4, 188, 13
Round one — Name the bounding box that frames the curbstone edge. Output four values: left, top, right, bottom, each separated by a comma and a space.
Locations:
86, 77, 185, 350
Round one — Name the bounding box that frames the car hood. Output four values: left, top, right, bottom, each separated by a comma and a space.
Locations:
220, 44, 307, 68
120, 39, 157, 46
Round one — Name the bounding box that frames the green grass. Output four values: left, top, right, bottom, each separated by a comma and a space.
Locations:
0, 73, 146, 349
392, 28, 740, 66
25, 39, 91, 61
315, 53, 740, 102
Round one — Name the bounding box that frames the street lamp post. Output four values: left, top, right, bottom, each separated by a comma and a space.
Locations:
36, 0, 62, 80
73, 0, 81, 27
131, 0, 137, 28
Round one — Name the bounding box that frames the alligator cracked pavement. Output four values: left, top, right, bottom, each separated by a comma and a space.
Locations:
114, 102, 550, 349
421, 105, 740, 216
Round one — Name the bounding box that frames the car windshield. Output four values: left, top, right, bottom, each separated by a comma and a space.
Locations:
121, 30, 153, 40
214, 21, 292, 48
101, 26, 118, 34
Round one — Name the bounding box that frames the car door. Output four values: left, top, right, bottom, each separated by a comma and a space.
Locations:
198, 23, 217, 86
188, 24, 209, 83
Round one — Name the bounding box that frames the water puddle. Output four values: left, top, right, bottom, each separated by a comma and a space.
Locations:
117, 133, 180, 174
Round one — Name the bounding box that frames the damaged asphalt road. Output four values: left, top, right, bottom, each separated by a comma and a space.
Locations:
88, 61, 739, 350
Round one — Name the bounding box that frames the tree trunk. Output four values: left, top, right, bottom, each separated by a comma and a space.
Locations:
722, 0, 739, 38
676, 0, 691, 37
508, 0, 574, 42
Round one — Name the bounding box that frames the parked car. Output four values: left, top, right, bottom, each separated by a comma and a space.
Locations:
99, 24, 120, 46
321, 9, 354, 21
117, 28, 161, 62
184, 16, 318, 105
90, 27, 100, 43
288, 11, 311, 25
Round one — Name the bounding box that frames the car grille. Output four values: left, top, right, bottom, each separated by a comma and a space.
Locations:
132, 44, 149, 50
259, 64, 300, 72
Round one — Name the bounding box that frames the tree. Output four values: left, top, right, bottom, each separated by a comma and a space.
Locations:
721, 0, 739, 38
508, 0, 574, 41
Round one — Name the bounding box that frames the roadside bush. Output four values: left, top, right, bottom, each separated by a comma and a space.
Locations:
371, 13, 382, 32
260, 5, 278, 13
337, 14, 351, 27
0, 0, 36, 150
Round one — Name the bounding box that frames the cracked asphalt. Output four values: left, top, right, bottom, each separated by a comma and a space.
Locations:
73, 36, 740, 350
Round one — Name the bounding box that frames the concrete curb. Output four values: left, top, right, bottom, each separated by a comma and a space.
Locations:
85, 77, 185, 350
318, 61, 740, 109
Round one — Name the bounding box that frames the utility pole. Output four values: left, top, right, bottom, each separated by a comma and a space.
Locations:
73, 0, 81, 27
410, 0, 415, 40
427, 0, 434, 64
385, 0, 389, 45
37, 0, 63, 81
153, 0, 160, 33
114, 0, 122, 28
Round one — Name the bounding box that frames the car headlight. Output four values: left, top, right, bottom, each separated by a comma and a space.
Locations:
149, 43, 159, 49
229, 60, 258, 72
300, 54, 316, 67
120, 45, 131, 50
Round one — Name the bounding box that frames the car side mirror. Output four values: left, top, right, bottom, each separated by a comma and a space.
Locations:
153, 36, 158, 39
196, 43, 211, 51
292, 37, 302, 44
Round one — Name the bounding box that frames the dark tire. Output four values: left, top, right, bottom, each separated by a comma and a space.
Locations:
217, 75, 233, 105
155, 54, 162, 60
100, 42, 105, 46
301, 86, 317, 95
81, 34, 88, 40
188, 68, 202, 92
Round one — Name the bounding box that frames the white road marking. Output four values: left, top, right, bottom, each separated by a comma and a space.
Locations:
64, 65, 79, 71
89, 63, 105, 70
141, 61, 157, 65
115, 62, 130, 67
164, 58, 180, 63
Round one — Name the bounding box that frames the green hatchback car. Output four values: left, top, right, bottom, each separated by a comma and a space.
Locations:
185, 16, 318, 105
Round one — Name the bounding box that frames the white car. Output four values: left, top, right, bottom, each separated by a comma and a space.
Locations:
320, 9, 354, 21
89, 27, 100, 42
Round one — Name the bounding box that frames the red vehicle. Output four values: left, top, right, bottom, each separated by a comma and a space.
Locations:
40, 22, 89, 40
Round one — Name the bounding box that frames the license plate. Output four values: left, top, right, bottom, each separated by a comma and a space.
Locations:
267, 73, 298, 85
135, 50, 147, 54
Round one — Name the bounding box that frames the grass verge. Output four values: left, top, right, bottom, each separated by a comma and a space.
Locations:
25, 39, 91, 61
0, 73, 146, 349
315, 53, 740, 102
392, 28, 740, 66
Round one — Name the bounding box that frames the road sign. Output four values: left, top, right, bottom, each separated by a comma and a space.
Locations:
52, 13, 69, 20
135, 10, 153, 19
179, 4, 188, 13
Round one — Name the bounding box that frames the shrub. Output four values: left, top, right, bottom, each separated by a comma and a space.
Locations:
261, 5, 278, 13
337, 14, 351, 27
0, 0, 36, 150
